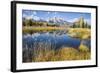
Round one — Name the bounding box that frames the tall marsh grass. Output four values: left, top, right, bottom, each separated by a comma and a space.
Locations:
22, 44, 90, 62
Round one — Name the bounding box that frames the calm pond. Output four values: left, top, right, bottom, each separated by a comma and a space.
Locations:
23, 32, 90, 50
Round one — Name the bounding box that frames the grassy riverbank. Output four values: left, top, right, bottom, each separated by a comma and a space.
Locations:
23, 26, 68, 34
67, 28, 91, 39
23, 27, 91, 40
31, 44, 90, 62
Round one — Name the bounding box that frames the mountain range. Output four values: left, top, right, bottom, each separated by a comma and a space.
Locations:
48, 17, 73, 26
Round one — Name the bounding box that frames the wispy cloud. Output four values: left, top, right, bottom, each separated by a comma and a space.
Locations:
67, 18, 79, 22
67, 18, 91, 24
33, 16, 40, 20
33, 11, 37, 15
25, 15, 33, 20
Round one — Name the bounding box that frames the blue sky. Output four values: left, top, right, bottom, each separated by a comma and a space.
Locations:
22, 10, 91, 24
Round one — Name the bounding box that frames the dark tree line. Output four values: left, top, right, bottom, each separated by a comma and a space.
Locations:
23, 19, 60, 27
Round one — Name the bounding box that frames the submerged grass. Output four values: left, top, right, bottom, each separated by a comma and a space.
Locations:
31, 45, 91, 62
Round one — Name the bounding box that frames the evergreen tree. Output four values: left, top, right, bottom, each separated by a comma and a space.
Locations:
28, 19, 33, 26
23, 21, 26, 26
79, 17, 84, 28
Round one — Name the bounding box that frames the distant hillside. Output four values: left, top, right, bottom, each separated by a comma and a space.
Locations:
72, 17, 91, 28
23, 17, 73, 27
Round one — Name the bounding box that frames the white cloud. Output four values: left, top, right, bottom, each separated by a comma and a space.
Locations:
24, 15, 40, 21
22, 13, 27, 18
68, 18, 91, 24
22, 11, 37, 19
25, 15, 33, 20
33, 16, 40, 20
33, 11, 37, 15
47, 12, 50, 14
22, 10, 32, 19
23, 13, 33, 20
23, 11, 39, 20
67, 18, 79, 22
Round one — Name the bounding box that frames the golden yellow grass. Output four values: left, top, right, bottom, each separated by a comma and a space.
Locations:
32, 45, 91, 62
68, 28, 91, 39
23, 26, 68, 32
23, 27, 90, 40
